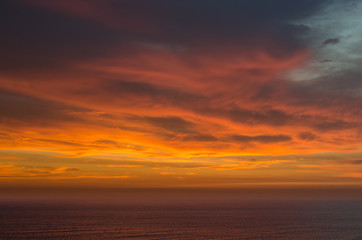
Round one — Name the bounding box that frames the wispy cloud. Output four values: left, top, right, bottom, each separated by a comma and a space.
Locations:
0, 0, 361, 187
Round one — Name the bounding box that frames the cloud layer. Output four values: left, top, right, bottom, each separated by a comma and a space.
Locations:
0, 0, 361, 186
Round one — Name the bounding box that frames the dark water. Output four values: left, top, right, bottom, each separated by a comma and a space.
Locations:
1, 199, 362, 240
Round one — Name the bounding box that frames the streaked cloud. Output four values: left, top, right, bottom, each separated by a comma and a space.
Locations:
0, 0, 361, 187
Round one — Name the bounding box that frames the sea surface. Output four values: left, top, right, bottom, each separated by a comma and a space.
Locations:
1, 191, 362, 239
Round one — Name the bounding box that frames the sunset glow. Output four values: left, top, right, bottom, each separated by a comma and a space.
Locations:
1, 0, 362, 188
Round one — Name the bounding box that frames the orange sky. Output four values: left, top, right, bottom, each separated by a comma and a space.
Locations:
1, 0, 362, 188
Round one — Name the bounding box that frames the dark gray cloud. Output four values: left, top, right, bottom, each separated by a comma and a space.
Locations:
110, 0, 326, 44
2, 0, 360, 139
93, 139, 119, 146
0, 89, 88, 127
143, 116, 195, 133
23, 166, 80, 175
0, 1, 130, 76
298, 132, 317, 141
102, 79, 295, 127
230, 134, 292, 143
121, 114, 218, 142
102, 79, 361, 132
64, 168, 80, 172
228, 108, 290, 126
312, 120, 360, 132
0, 0, 329, 76
349, 160, 362, 164
304, 71, 362, 94
103, 79, 204, 108
320, 38, 340, 48
181, 134, 218, 142
35, 139, 85, 147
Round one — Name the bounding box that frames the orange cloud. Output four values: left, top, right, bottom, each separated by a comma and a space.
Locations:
0, 0, 361, 188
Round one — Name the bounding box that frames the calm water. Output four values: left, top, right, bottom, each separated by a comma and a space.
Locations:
1, 198, 362, 240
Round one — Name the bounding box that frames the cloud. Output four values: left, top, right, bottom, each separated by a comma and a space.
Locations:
319, 38, 340, 48
0, 89, 88, 127
305, 71, 362, 94
1, 0, 362, 186
0, 1, 128, 76
0, 164, 81, 178
230, 134, 292, 143
93, 139, 118, 146
349, 160, 362, 165
24, 166, 80, 174
181, 134, 218, 142
142, 116, 195, 133
298, 132, 317, 141
226, 108, 291, 126
312, 120, 360, 132
35, 139, 85, 147
0, 0, 328, 83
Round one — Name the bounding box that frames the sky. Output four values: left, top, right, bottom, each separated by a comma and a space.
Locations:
1, 0, 362, 189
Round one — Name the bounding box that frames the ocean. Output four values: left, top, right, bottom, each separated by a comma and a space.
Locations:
1, 189, 362, 239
